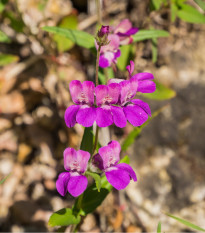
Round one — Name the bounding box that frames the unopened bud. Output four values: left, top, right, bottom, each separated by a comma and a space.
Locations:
96, 25, 110, 46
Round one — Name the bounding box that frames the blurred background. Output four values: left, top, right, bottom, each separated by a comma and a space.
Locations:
0, 0, 205, 232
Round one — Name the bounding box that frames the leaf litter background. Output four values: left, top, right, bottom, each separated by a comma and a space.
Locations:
0, 0, 205, 232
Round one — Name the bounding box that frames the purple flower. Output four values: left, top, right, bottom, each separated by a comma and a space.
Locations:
56, 147, 90, 197
95, 83, 127, 128
64, 80, 96, 128
98, 34, 121, 68
126, 60, 156, 93
98, 25, 110, 38
114, 19, 138, 45
93, 141, 137, 190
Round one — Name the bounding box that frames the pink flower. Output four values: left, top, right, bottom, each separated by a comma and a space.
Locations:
56, 148, 90, 197
98, 34, 121, 68
114, 19, 138, 45
64, 80, 96, 128
93, 141, 137, 190
95, 83, 127, 128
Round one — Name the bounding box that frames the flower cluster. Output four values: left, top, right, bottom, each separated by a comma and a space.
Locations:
64, 61, 156, 128
97, 19, 138, 68
56, 141, 137, 197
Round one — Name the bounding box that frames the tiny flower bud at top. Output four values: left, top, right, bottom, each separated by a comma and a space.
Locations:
98, 25, 110, 38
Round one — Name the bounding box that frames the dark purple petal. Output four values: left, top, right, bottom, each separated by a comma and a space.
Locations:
132, 72, 154, 81
64, 147, 77, 171
76, 150, 90, 173
96, 106, 113, 127
69, 80, 82, 104
114, 49, 121, 59
137, 80, 156, 93
126, 60, 135, 76
98, 141, 120, 169
123, 104, 148, 127
92, 153, 104, 170
111, 106, 127, 128
131, 99, 151, 116
82, 81, 95, 104
98, 25, 109, 37
64, 105, 80, 128
117, 27, 138, 36
67, 174, 88, 197
76, 105, 96, 127
56, 172, 70, 196
105, 166, 131, 190
116, 163, 137, 182
99, 54, 110, 68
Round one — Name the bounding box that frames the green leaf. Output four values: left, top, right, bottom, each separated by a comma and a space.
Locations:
171, 2, 178, 22
85, 171, 101, 192
0, 54, 19, 66
133, 30, 169, 42
177, 3, 205, 23
0, 173, 11, 185
157, 221, 161, 233
164, 212, 205, 232
0, 30, 11, 43
117, 44, 132, 71
48, 208, 80, 227
80, 127, 93, 154
119, 155, 130, 164
122, 106, 165, 151
98, 67, 114, 85
142, 81, 176, 100
151, 0, 164, 10
53, 15, 78, 52
194, 0, 205, 11
151, 38, 158, 63
4, 11, 25, 32
42, 27, 95, 49
0, 0, 8, 13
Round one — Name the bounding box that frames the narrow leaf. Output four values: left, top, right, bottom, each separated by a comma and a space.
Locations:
42, 27, 95, 49
165, 212, 205, 232
0, 54, 19, 66
0, 173, 11, 185
151, 38, 158, 63
133, 30, 169, 42
157, 221, 161, 233
194, 0, 205, 11
85, 171, 101, 192
80, 127, 93, 154
119, 155, 130, 164
177, 4, 205, 23
48, 208, 81, 227
117, 44, 132, 71
142, 81, 176, 100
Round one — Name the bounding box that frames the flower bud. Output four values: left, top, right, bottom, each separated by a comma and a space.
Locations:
96, 25, 110, 46
97, 25, 109, 38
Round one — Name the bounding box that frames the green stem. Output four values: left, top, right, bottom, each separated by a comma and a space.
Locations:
95, 45, 101, 86
92, 126, 99, 155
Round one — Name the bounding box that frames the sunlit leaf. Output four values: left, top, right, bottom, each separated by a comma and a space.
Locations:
119, 155, 130, 164
85, 171, 101, 192
142, 81, 176, 100
0, 30, 11, 43
152, 38, 158, 63
194, 0, 205, 11
0, 54, 19, 66
117, 44, 132, 71
53, 15, 78, 52
80, 127, 93, 154
157, 221, 161, 233
133, 30, 169, 42
177, 3, 205, 23
42, 27, 95, 49
165, 212, 205, 232
0, 0, 8, 12
48, 208, 80, 227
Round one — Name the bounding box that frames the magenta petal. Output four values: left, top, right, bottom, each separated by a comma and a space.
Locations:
105, 167, 131, 190
82, 81, 95, 104
76, 105, 96, 127
120, 27, 138, 36
126, 60, 134, 75
95, 85, 108, 106
108, 83, 120, 104
111, 106, 127, 128
96, 106, 113, 127
114, 49, 121, 59
56, 172, 70, 196
132, 72, 154, 81
114, 19, 132, 34
98, 141, 120, 169
99, 54, 110, 68
131, 99, 151, 116
64, 147, 77, 171
77, 150, 90, 173
69, 80, 82, 104
123, 104, 148, 127
64, 105, 80, 128
107, 78, 123, 85
116, 163, 137, 182
67, 174, 88, 197
137, 80, 156, 93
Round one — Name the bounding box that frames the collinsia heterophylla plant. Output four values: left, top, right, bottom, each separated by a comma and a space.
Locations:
57, 22, 156, 199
